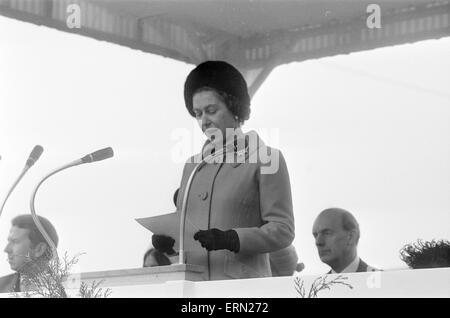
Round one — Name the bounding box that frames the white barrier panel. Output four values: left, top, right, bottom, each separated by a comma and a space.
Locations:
189, 268, 450, 298
78, 267, 450, 298
2, 267, 449, 297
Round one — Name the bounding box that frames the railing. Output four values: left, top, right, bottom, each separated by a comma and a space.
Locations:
73, 267, 450, 297
1, 267, 448, 297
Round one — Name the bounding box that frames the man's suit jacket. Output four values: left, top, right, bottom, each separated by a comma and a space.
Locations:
0, 273, 20, 294
327, 259, 377, 274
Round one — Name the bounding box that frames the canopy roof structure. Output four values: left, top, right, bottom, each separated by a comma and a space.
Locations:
1, 0, 449, 95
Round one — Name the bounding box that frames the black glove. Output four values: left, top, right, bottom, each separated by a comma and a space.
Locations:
152, 234, 176, 255
193, 229, 240, 253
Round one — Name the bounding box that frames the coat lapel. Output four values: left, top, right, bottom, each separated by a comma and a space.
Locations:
196, 130, 262, 170
357, 259, 369, 272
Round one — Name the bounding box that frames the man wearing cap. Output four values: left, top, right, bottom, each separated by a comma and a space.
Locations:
153, 61, 295, 281
0, 214, 58, 293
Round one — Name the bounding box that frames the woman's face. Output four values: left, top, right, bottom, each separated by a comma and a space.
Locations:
192, 90, 238, 140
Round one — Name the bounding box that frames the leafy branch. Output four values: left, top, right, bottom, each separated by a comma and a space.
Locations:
294, 274, 353, 298
78, 280, 112, 298
11, 252, 111, 298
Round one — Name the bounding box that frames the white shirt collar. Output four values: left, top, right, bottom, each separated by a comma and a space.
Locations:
331, 256, 360, 274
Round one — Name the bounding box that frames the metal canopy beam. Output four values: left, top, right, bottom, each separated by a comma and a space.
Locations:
228, 1, 450, 69
1, 0, 449, 96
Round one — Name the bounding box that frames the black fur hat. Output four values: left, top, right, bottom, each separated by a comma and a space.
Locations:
184, 61, 250, 120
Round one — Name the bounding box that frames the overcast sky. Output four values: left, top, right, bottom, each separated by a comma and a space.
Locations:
0, 16, 449, 277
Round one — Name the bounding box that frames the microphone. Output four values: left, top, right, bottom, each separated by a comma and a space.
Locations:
26, 145, 44, 168
29, 146, 114, 258
0, 145, 44, 219
80, 147, 114, 164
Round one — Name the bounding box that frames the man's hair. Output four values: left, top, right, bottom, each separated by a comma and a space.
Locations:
321, 208, 360, 244
11, 214, 59, 249
400, 239, 450, 269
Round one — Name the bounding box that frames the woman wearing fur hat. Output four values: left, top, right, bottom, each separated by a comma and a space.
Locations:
153, 60, 295, 281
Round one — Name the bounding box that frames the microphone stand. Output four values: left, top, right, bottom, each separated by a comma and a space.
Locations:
0, 145, 44, 219
29, 147, 113, 260
30, 160, 81, 259
0, 167, 28, 219
178, 146, 228, 265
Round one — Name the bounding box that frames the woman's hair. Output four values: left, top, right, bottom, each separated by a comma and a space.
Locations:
143, 248, 171, 267
400, 239, 450, 269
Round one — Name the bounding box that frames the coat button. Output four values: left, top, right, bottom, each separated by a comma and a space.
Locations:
199, 191, 208, 200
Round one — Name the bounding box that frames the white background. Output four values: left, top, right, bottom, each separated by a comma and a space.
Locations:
0, 16, 449, 276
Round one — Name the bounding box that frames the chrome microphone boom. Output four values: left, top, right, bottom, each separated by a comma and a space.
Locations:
0, 145, 44, 219
30, 147, 114, 259
178, 146, 228, 265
